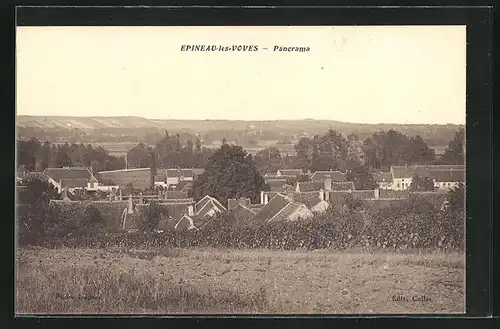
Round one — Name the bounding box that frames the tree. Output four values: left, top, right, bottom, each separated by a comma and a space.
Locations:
293, 137, 312, 171
127, 143, 153, 168
442, 128, 465, 164
189, 144, 266, 205
18, 173, 60, 243
18, 137, 41, 171
254, 147, 281, 173
310, 130, 349, 172
406, 135, 435, 164
409, 175, 435, 192
347, 165, 377, 190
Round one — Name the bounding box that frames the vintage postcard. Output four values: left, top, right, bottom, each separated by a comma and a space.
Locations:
15, 24, 466, 315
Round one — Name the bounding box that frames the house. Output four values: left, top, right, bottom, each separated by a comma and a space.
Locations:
390, 166, 414, 191
287, 191, 330, 213
428, 170, 465, 191
44, 166, 99, 193
372, 171, 394, 190
165, 168, 196, 187
310, 170, 347, 182
390, 165, 465, 191
252, 193, 314, 223
194, 195, 227, 219
166, 169, 182, 186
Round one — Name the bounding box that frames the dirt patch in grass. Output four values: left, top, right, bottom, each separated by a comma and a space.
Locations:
16, 247, 465, 314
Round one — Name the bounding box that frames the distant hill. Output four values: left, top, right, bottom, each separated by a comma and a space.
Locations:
16, 115, 464, 146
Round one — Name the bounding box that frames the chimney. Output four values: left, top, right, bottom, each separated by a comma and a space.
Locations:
319, 189, 325, 202
188, 205, 194, 216
374, 188, 379, 200
324, 177, 332, 191
128, 195, 133, 214
260, 191, 264, 204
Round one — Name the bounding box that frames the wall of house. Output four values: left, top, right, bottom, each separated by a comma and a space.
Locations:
392, 178, 413, 190
435, 181, 460, 190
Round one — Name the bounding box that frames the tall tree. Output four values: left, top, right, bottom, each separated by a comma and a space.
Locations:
189, 145, 266, 205
442, 128, 465, 164
17, 137, 41, 171
127, 143, 153, 168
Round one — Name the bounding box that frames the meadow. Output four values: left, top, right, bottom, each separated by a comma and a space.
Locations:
16, 247, 465, 315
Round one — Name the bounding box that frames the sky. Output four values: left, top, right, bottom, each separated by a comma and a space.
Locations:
16, 26, 466, 124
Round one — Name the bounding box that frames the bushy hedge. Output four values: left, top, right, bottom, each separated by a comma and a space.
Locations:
39, 207, 464, 252
20, 193, 464, 252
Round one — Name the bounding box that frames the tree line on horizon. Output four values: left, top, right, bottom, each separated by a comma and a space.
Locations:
17, 128, 464, 190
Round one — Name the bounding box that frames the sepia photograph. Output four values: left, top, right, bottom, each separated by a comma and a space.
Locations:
15, 24, 466, 315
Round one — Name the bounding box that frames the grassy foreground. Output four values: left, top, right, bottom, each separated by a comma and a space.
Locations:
16, 247, 465, 314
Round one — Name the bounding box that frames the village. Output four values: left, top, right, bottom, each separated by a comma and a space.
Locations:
16, 162, 465, 234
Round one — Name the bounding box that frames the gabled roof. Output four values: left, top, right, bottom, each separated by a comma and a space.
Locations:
231, 203, 257, 222
249, 203, 265, 212
271, 202, 306, 222
195, 195, 227, 217
252, 193, 291, 223
288, 192, 324, 209
310, 171, 347, 182
60, 178, 88, 189
265, 178, 288, 189
228, 197, 251, 210
44, 167, 94, 182
372, 171, 393, 183
428, 169, 465, 183
391, 166, 414, 179
296, 181, 324, 192
174, 214, 198, 231
330, 181, 356, 191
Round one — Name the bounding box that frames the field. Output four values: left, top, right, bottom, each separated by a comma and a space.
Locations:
16, 247, 465, 315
